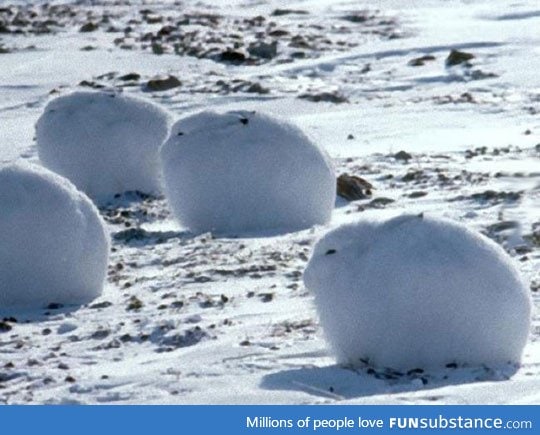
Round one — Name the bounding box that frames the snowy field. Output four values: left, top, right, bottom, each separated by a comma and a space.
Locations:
0, 0, 539, 404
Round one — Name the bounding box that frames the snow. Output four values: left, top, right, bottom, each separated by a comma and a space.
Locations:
160, 110, 335, 234
36, 91, 171, 202
0, 163, 110, 311
304, 214, 532, 370
0, 0, 538, 405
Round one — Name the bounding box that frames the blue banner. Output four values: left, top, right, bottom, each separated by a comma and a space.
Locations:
0, 405, 537, 434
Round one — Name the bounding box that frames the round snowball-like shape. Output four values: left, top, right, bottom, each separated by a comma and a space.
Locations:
160, 110, 335, 234
304, 214, 532, 370
0, 163, 110, 310
36, 91, 170, 202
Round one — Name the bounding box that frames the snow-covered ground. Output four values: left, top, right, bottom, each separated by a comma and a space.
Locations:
0, 0, 538, 404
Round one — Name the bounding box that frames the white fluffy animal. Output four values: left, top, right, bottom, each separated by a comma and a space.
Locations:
160, 110, 335, 234
36, 91, 171, 202
304, 214, 532, 370
0, 163, 110, 310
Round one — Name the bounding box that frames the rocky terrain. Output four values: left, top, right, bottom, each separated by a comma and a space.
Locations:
0, 0, 539, 404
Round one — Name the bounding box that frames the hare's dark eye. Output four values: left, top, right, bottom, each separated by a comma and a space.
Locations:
325, 249, 337, 255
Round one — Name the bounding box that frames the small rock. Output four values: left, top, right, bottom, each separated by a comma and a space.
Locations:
89, 301, 113, 309
151, 42, 164, 55
127, 296, 143, 311
118, 72, 140, 81
394, 150, 412, 161
145, 75, 181, 92
80, 22, 98, 33
219, 50, 246, 63
271, 9, 308, 16
368, 197, 395, 208
446, 49, 474, 67
91, 329, 110, 340
247, 41, 277, 59
245, 83, 269, 94
408, 55, 436, 66
78, 80, 105, 89
258, 293, 274, 303
0, 321, 12, 332
341, 12, 371, 23
299, 92, 348, 104
337, 173, 373, 201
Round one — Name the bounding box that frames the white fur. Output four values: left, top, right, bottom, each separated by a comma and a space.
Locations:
304, 214, 532, 369
160, 110, 335, 234
0, 163, 110, 310
36, 91, 171, 202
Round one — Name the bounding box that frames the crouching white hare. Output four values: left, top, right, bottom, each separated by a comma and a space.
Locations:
0, 163, 110, 310
36, 91, 171, 202
159, 110, 335, 235
304, 214, 531, 370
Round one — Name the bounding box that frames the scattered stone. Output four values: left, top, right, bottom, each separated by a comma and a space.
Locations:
157, 327, 209, 352
394, 150, 412, 161
78, 80, 105, 89
337, 173, 373, 201
271, 9, 309, 16
469, 69, 498, 80
89, 301, 113, 309
469, 190, 522, 203
341, 12, 372, 23
118, 73, 140, 81
408, 191, 428, 198
151, 42, 164, 55
445, 49, 474, 67
219, 50, 246, 63
368, 197, 395, 208
247, 41, 277, 59
145, 75, 181, 92
80, 22, 98, 32
245, 83, 270, 94
402, 170, 424, 182
258, 293, 274, 303
0, 321, 12, 332
298, 91, 348, 104
126, 296, 143, 311
409, 54, 436, 66
91, 329, 110, 340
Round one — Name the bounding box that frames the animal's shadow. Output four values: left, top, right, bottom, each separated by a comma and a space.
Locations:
260, 362, 519, 401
